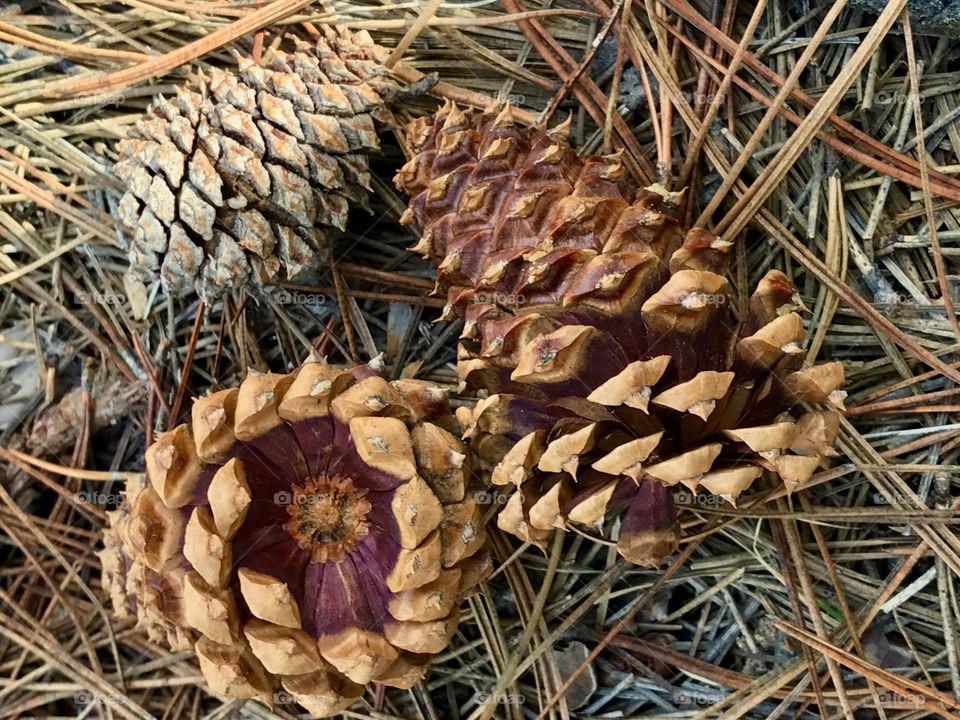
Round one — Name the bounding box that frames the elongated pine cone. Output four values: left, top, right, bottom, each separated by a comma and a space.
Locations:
395, 103, 846, 566
114, 28, 394, 299
98, 361, 488, 716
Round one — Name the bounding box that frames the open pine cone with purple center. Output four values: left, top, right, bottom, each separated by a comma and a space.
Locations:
114, 27, 395, 299
395, 102, 845, 566
99, 361, 488, 716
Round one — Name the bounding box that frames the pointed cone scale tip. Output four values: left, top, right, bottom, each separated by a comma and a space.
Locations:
493, 102, 514, 127
442, 102, 467, 130
482, 96, 504, 114
546, 113, 572, 140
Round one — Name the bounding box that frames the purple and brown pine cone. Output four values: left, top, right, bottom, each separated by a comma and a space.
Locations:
99, 361, 488, 716
395, 103, 845, 567
114, 27, 395, 299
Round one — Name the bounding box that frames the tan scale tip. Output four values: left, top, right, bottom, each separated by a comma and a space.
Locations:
641, 270, 729, 334
794, 411, 841, 455
195, 636, 273, 700
145, 424, 202, 509
537, 423, 596, 477
207, 458, 251, 539
591, 431, 664, 480
491, 430, 546, 486
128, 488, 184, 572
784, 362, 847, 409
316, 627, 398, 685
191, 388, 238, 462
439, 498, 485, 568
527, 480, 568, 531
697, 466, 762, 506
183, 506, 231, 588
377, 653, 431, 689
497, 491, 551, 550
617, 526, 680, 568
511, 325, 596, 384
493, 102, 515, 127
775, 454, 821, 493
183, 571, 239, 645
387, 530, 442, 592
388, 569, 462, 622
350, 415, 418, 481
277, 361, 346, 422
737, 312, 806, 367
238, 568, 301, 628
244, 619, 324, 675
587, 356, 671, 412
391, 475, 444, 550
546, 113, 572, 141
566, 479, 620, 525
652, 370, 734, 421
644, 443, 723, 490
281, 669, 364, 717
233, 371, 293, 441
411, 422, 468, 503
724, 421, 797, 453
384, 610, 460, 654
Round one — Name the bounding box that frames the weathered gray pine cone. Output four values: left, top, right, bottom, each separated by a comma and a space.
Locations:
114, 27, 395, 299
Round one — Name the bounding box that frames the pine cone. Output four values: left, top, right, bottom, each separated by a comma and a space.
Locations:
99, 361, 488, 716
395, 103, 845, 566
114, 28, 394, 299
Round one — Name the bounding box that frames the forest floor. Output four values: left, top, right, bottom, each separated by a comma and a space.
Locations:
3, 0, 960, 718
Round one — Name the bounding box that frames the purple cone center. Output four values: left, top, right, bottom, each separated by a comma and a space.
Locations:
192, 415, 403, 638
283, 474, 372, 563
